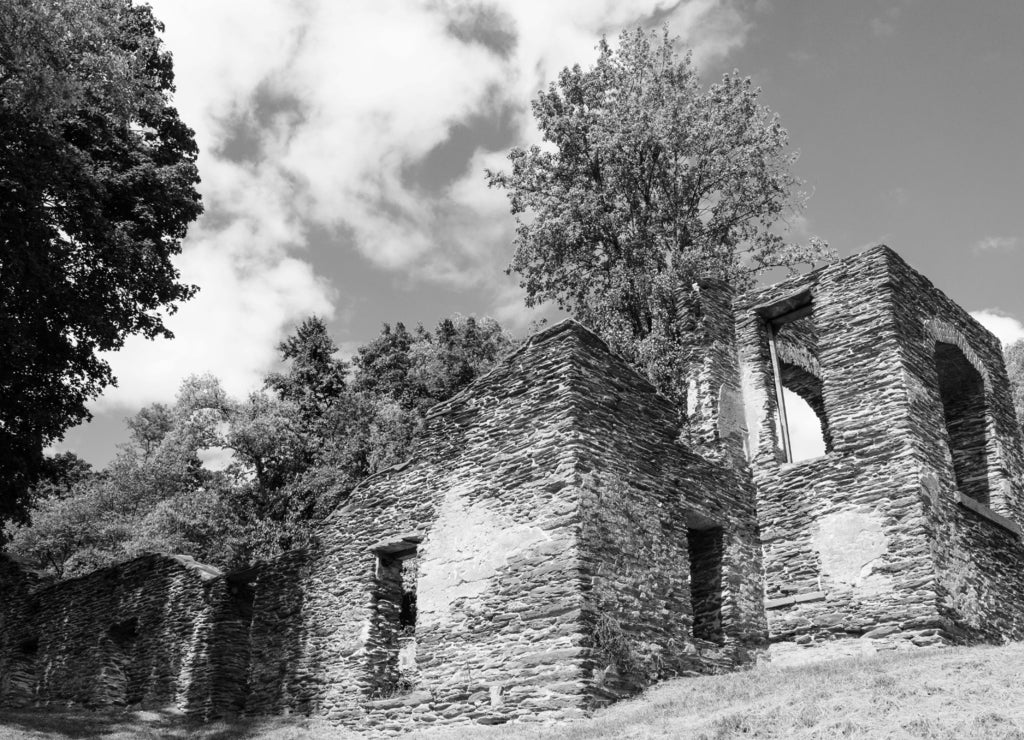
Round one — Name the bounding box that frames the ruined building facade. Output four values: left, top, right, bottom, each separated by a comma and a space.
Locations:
2, 246, 1024, 731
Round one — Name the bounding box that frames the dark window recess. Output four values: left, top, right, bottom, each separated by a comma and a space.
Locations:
108, 617, 138, 647
688, 526, 724, 643
17, 636, 39, 656
229, 582, 256, 621
400, 590, 417, 631
756, 294, 830, 462
935, 342, 990, 505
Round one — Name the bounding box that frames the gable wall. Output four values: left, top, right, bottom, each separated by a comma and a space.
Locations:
246, 327, 597, 732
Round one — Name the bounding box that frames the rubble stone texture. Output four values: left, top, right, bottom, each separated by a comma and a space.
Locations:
2, 246, 1023, 731
736, 246, 1024, 664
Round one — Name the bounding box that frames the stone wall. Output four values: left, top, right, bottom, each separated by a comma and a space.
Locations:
0, 553, 245, 715
9, 245, 1021, 726
243, 319, 765, 733
566, 319, 765, 703
887, 253, 1024, 642
736, 245, 1024, 664
245, 550, 316, 714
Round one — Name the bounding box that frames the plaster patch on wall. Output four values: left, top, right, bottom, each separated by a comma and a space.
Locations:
739, 360, 767, 458
920, 470, 942, 506
717, 383, 747, 443
417, 488, 552, 621
686, 378, 698, 418
813, 511, 891, 595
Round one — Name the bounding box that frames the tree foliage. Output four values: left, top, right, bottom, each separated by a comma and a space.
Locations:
4, 375, 237, 577
4, 314, 515, 576
487, 28, 831, 402
0, 0, 202, 530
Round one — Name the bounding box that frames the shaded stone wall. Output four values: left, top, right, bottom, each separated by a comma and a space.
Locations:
182, 574, 255, 718
737, 245, 1024, 664
0, 557, 41, 706
0, 553, 236, 714
886, 252, 1024, 642
245, 550, 314, 714
566, 320, 764, 704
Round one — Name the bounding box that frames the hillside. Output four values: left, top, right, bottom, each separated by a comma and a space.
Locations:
2, 642, 1024, 739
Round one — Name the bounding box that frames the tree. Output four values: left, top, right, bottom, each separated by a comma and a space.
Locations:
265, 317, 349, 421
0, 0, 202, 532
4, 375, 240, 577
487, 28, 831, 403
1006, 339, 1024, 436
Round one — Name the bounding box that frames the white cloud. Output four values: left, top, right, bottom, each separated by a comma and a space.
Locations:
100, 0, 754, 411
96, 238, 333, 410
970, 310, 1024, 347
972, 236, 1019, 253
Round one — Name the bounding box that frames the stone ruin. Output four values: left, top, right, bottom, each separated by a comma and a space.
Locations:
2, 246, 1024, 732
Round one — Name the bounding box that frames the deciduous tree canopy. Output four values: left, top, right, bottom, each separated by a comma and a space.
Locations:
487, 28, 831, 403
4, 314, 514, 576
0, 0, 202, 530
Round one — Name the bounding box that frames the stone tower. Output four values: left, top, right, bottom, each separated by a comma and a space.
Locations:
735, 245, 1024, 662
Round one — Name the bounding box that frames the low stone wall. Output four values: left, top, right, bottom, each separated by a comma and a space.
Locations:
0, 553, 244, 715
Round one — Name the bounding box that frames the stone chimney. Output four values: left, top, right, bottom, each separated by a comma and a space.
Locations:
678, 279, 747, 462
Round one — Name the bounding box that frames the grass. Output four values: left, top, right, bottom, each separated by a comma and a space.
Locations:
4, 643, 1024, 739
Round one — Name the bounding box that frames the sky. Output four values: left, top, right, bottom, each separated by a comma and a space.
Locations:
58, 0, 1024, 466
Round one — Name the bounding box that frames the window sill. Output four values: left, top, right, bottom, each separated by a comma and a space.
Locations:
764, 591, 827, 609
953, 491, 1023, 538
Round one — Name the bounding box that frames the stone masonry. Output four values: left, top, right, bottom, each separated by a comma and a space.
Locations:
736, 245, 1024, 664
241, 319, 765, 732
2, 246, 1024, 731
0, 553, 249, 718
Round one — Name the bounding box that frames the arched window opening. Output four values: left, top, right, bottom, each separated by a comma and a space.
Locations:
934, 342, 990, 505
781, 386, 828, 462
755, 291, 831, 463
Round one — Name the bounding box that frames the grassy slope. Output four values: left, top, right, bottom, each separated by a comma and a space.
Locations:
3, 643, 1024, 739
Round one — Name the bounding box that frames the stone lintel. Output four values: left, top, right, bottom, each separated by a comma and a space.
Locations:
764, 591, 827, 610
751, 288, 812, 321
953, 491, 1023, 537
368, 534, 424, 554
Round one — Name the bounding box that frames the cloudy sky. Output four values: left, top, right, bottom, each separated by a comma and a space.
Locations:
59, 0, 1024, 465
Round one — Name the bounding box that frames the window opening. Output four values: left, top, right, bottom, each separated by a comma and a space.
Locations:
108, 617, 138, 647
688, 526, 724, 644
757, 293, 830, 462
935, 342, 990, 505
372, 542, 419, 695
17, 636, 39, 656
